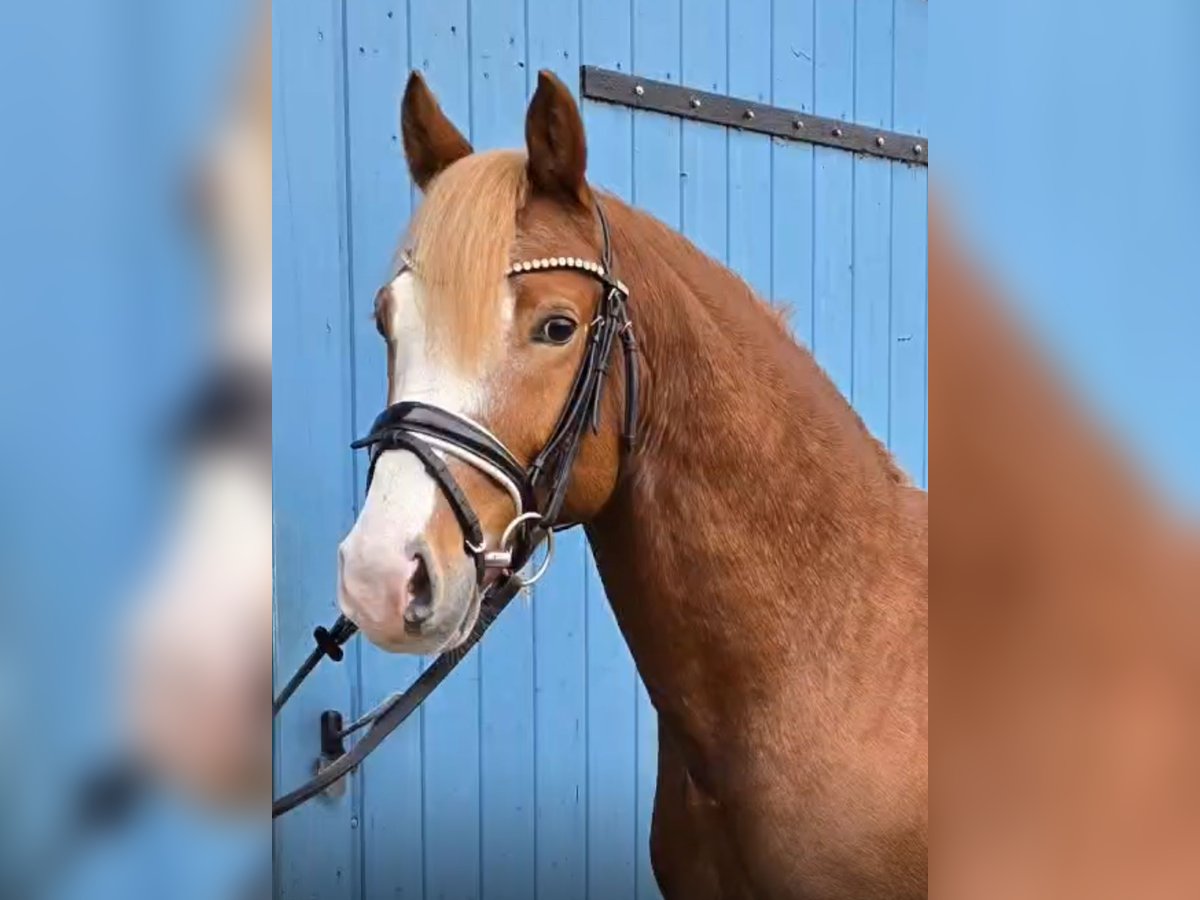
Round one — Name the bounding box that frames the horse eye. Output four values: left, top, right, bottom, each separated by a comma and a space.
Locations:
535, 315, 578, 345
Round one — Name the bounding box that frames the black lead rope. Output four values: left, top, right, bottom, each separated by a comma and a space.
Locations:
271, 615, 357, 717
272, 559, 533, 818
272, 199, 635, 820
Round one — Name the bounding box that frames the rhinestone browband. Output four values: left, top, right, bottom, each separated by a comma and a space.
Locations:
399, 251, 628, 296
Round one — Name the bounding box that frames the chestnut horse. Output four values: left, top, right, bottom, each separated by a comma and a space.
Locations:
337, 70, 928, 899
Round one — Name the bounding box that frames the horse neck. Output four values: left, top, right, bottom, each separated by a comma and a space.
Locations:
586, 199, 912, 742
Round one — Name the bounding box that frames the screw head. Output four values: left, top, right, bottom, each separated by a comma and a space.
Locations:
832, 127, 843, 138
634, 84, 645, 96
792, 118, 804, 129
875, 136, 886, 148
743, 109, 755, 120
689, 97, 701, 109
913, 143, 924, 156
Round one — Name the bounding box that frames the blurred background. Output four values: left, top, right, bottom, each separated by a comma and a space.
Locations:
933, 2, 1200, 898
0, 2, 269, 898
935, 0, 1200, 510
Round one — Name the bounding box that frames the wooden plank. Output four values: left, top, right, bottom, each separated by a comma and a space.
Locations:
728, 0, 773, 299
343, 2, 426, 897
680, 0, 729, 264
890, 0, 929, 486
531, 532, 590, 900
812, 0, 855, 398
527, 1, 590, 898
771, 0, 816, 345
271, 0, 359, 896
851, 0, 896, 441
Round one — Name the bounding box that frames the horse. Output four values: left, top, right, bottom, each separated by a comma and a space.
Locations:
337, 69, 928, 899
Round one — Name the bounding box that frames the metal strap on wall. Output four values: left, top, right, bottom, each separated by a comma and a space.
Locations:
580, 66, 927, 166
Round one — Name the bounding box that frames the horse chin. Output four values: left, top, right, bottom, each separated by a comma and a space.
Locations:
378, 574, 480, 656
417, 559, 482, 652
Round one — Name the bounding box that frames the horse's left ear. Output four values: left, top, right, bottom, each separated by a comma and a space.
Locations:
525, 70, 590, 206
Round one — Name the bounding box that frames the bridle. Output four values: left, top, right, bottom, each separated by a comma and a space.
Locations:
272, 199, 637, 818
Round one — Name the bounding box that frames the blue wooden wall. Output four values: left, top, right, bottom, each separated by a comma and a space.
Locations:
272, 0, 927, 897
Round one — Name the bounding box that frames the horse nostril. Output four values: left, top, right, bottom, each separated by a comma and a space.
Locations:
402, 554, 433, 632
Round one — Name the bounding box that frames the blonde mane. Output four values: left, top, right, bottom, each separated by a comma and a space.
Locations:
404, 150, 529, 372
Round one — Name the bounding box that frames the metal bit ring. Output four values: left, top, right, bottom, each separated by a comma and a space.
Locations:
499, 511, 554, 588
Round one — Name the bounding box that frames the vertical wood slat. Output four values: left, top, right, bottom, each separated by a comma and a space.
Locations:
851, 0, 895, 441
680, 0, 729, 264
727, 0, 773, 298
813, 0, 854, 396
343, 3, 425, 898
891, 0, 928, 486
771, 0, 817, 345
272, 0, 358, 897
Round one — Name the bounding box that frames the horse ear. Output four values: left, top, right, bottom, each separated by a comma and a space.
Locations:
401, 71, 472, 190
525, 70, 590, 206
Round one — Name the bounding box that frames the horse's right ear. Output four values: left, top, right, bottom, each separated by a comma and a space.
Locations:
525, 70, 589, 206
400, 71, 472, 190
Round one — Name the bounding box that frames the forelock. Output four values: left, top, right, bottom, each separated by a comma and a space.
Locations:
404, 150, 528, 373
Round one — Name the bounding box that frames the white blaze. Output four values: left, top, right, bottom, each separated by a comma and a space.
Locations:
356, 271, 484, 548
338, 270, 511, 628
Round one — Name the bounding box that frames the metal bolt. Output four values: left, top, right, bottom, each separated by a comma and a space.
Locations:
875, 136, 886, 148
634, 84, 644, 96
913, 143, 924, 156
743, 109, 755, 120
689, 97, 701, 109
832, 127, 843, 138
792, 118, 804, 129
350, 816, 359, 829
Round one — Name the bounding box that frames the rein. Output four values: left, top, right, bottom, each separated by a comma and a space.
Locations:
272, 199, 636, 818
